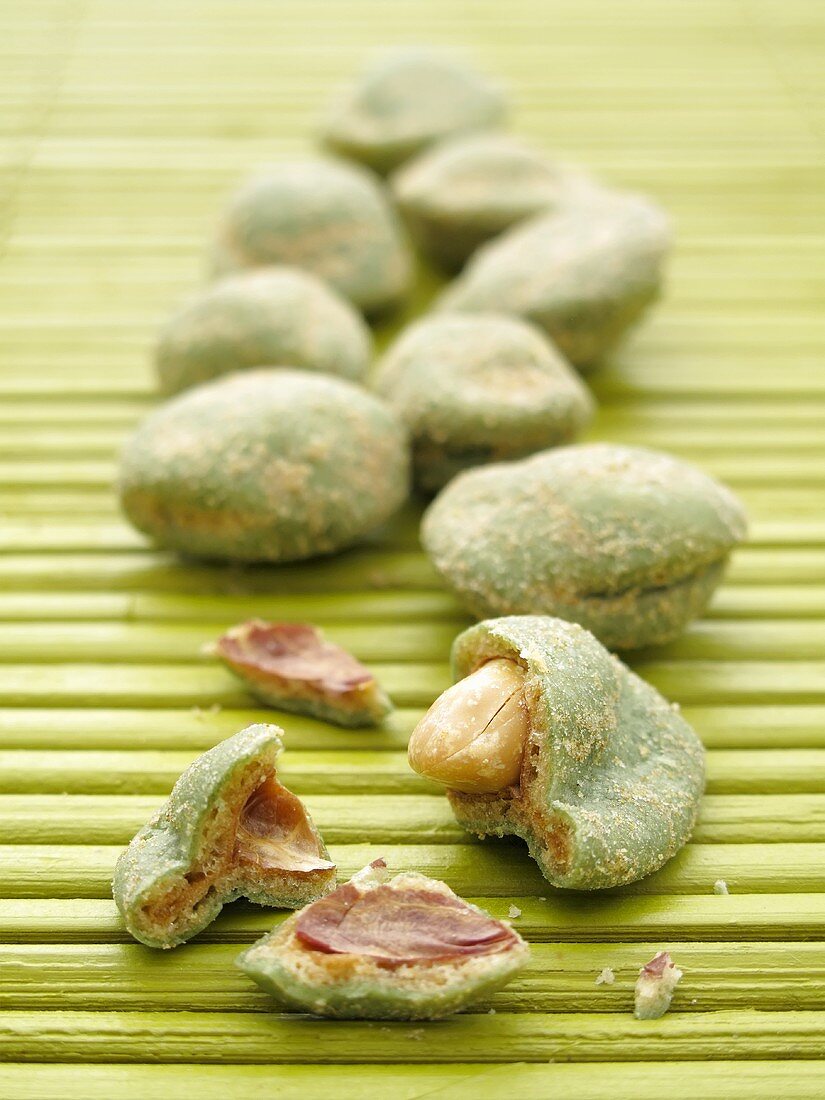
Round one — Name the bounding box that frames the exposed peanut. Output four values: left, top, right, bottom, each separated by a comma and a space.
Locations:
407, 658, 530, 793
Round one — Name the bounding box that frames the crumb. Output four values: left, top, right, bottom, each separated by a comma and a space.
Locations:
713, 879, 729, 895
508, 905, 522, 920
191, 703, 221, 722
407, 1029, 424, 1041
487, 1008, 496, 1015
595, 967, 615, 986
634, 951, 683, 1020
200, 641, 218, 657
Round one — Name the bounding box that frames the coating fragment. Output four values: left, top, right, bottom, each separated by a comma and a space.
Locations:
211, 158, 412, 315
422, 443, 747, 650
119, 368, 411, 564
434, 616, 705, 890
237, 861, 529, 1019
438, 188, 671, 371
112, 725, 336, 948
215, 619, 393, 727
392, 133, 597, 269
323, 49, 507, 174
373, 312, 594, 492
155, 268, 372, 395
634, 951, 683, 1019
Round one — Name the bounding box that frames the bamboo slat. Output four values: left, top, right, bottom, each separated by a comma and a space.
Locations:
2, 1007, 825, 1064
0, 1062, 824, 1100
1, 840, 824, 899
4, 940, 824, 1012
4, 893, 825, 945
1, 792, 824, 846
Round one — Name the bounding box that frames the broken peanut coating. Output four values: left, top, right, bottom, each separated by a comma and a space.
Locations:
422, 443, 747, 650
210, 158, 411, 315
119, 369, 410, 564
155, 268, 372, 396
409, 616, 705, 891
113, 725, 336, 948
215, 620, 392, 728
237, 860, 529, 1020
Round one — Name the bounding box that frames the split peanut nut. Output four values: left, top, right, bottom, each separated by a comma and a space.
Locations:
408, 658, 530, 794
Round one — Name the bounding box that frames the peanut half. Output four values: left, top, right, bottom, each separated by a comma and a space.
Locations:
407, 658, 530, 793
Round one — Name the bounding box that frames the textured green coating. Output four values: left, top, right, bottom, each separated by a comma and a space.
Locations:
211, 158, 412, 315
373, 313, 594, 492
422, 443, 747, 650
323, 48, 507, 175
112, 725, 334, 948
119, 368, 411, 563
438, 189, 671, 371
155, 268, 372, 395
447, 616, 706, 889
392, 133, 596, 270
237, 870, 529, 1020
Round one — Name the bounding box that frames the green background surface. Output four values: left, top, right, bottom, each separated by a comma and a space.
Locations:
0, 0, 824, 1096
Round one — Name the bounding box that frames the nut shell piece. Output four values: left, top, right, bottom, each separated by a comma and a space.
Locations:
323, 49, 507, 174
112, 724, 336, 948
373, 312, 593, 491
119, 368, 411, 564
236, 861, 529, 1019
438, 188, 670, 371
422, 442, 747, 650
442, 616, 705, 891
211, 158, 412, 315
392, 133, 597, 269
155, 267, 372, 395
215, 620, 393, 728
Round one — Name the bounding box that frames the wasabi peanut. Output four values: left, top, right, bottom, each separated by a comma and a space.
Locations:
118, 368, 410, 564
422, 442, 747, 650
155, 267, 372, 395
323, 49, 507, 174
237, 858, 529, 1020
211, 158, 411, 315
392, 133, 597, 270
408, 616, 706, 891
113, 725, 336, 948
373, 312, 593, 492
215, 620, 392, 728
438, 188, 671, 371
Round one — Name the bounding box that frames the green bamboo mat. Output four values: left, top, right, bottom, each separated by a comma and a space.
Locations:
1, 0, 824, 1096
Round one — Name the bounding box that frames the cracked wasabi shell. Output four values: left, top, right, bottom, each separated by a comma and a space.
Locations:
211, 159, 411, 315
237, 859, 529, 1019
408, 616, 705, 890
392, 133, 596, 270
323, 49, 507, 174
119, 368, 410, 563
422, 443, 747, 650
155, 268, 372, 395
374, 313, 594, 492
113, 725, 336, 948
438, 188, 670, 370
